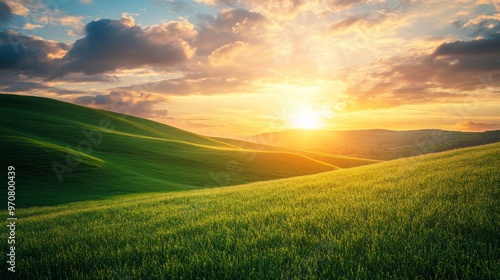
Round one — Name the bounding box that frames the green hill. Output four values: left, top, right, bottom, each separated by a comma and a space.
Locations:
255, 129, 500, 160
214, 137, 381, 168
4, 142, 499, 279
1, 94, 354, 207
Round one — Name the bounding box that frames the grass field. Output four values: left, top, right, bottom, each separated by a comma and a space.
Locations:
0, 94, 377, 207
2, 142, 499, 279
214, 137, 382, 168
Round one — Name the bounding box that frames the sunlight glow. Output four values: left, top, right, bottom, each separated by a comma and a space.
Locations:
291, 110, 322, 129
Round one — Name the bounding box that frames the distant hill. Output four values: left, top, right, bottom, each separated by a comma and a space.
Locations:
9, 142, 500, 279
253, 129, 500, 160
0, 94, 376, 207
214, 137, 381, 168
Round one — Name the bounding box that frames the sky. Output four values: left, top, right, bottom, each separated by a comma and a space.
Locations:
0, 0, 499, 137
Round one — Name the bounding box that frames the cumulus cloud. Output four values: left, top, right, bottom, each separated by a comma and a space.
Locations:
194, 8, 267, 55
0, 31, 70, 77
54, 16, 196, 77
418, 34, 498, 82
74, 91, 168, 118
1, 0, 497, 116
208, 41, 250, 65
408, 33, 500, 90
433, 33, 500, 56
108, 7, 278, 97
0, 6, 295, 98
340, 32, 500, 110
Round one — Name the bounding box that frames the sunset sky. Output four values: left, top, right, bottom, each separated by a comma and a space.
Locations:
1, 0, 499, 137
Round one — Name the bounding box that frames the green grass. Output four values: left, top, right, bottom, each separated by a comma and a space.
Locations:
3, 143, 499, 279
214, 137, 381, 168
1, 94, 382, 207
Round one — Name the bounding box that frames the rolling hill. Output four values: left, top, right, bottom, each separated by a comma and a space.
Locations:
0, 94, 376, 207
253, 129, 500, 160
4, 142, 499, 279
214, 137, 381, 168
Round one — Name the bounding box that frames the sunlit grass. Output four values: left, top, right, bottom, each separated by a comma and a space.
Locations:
2, 94, 373, 207
4, 143, 499, 279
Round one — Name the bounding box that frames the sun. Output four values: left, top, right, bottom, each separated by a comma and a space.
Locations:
291, 111, 322, 129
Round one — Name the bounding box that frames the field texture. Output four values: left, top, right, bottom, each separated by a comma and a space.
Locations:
2, 143, 499, 279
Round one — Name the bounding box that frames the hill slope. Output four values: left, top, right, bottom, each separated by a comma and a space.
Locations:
1, 94, 348, 207
214, 137, 381, 168
6, 143, 499, 279
254, 129, 500, 160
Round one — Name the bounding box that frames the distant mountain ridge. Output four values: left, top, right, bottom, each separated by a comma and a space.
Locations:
253, 129, 500, 160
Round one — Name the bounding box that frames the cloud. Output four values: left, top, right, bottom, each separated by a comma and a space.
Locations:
39, 15, 85, 28
67, 29, 81, 37
329, 12, 387, 33
3, 0, 28, 16
455, 120, 500, 131
0, 81, 48, 92
74, 91, 168, 118
433, 33, 500, 56
51, 88, 88, 95
0, 79, 87, 95
325, 0, 365, 8
195, 0, 329, 17
413, 33, 500, 90
24, 23, 43, 30
111, 5, 322, 97
208, 41, 250, 65
106, 8, 278, 97
340, 32, 500, 110
59, 73, 120, 83
54, 16, 196, 77
462, 14, 500, 37
0, 31, 70, 77
117, 73, 254, 96
196, 0, 304, 9
194, 8, 267, 55
0, 1, 12, 24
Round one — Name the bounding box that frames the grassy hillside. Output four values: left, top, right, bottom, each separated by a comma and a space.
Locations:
214, 137, 381, 168
4, 143, 499, 279
255, 129, 500, 160
1, 94, 349, 207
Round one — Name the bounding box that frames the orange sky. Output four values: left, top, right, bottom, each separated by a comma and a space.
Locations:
1, 0, 500, 137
